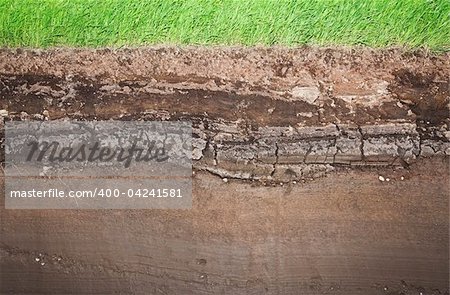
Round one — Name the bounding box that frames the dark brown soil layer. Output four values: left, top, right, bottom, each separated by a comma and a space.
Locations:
0, 47, 449, 294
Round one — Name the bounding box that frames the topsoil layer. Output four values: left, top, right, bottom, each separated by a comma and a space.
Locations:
0, 47, 449, 294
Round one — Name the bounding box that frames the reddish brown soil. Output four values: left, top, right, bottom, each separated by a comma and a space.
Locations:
0, 47, 449, 294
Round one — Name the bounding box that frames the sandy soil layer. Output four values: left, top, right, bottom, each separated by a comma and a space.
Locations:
0, 47, 449, 294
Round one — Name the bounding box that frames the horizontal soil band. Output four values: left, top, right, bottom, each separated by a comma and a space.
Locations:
0, 47, 449, 182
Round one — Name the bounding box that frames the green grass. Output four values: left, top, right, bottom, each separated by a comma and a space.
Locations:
0, 0, 449, 50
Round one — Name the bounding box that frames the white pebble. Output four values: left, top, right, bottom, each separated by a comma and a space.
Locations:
378, 175, 385, 182
222, 178, 228, 183
35, 257, 40, 262
386, 178, 390, 182
400, 176, 404, 180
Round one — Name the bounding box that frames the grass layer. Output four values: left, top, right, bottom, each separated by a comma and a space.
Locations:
0, 0, 449, 49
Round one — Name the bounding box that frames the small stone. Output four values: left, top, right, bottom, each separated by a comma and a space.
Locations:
291, 86, 320, 104
20, 111, 30, 120
122, 86, 132, 94
378, 175, 385, 182
267, 108, 275, 114
222, 178, 228, 183
40, 262, 45, 266
33, 113, 44, 120
400, 176, 404, 181
296, 112, 314, 118
39, 166, 51, 177
196, 258, 207, 265
42, 110, 49, 117
35, 257, 40, 262
0, 109, 8, 117
386, 178, 390, 182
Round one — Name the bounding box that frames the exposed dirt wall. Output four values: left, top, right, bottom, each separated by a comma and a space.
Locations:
0, 47, 449, 294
